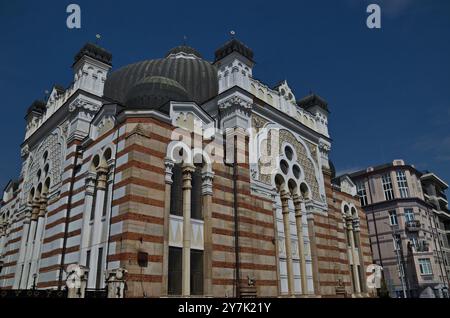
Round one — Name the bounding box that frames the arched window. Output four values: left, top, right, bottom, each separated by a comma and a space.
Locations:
170, 163, 183, 216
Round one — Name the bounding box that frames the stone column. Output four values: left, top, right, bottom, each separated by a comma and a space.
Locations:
354, 219, 367, 294
20, 205, 39, 289
182, 164, 195, 297
0, 222, 6, 258
306, 209, 319, 295
293, 194, 308, 295
13, 211, 31, 289
202, 171, 214, 297
88, 167, 108, 289
280, 190, 294, 296
346, 217, 361, 295
27, 197, 47, 288
161, 159, 174, 296
79, 171, 97, 267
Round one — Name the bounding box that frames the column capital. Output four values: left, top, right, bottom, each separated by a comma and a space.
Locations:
96, 167, 109, 190
182, 163, 195, 174
280, 190, 291, 213
38, 197, 48, 218
182, 164, 195, 190
345, 217, 354, 230
164, 158, 175, 185
201, 171, 215, 196
292, 194, 303, 217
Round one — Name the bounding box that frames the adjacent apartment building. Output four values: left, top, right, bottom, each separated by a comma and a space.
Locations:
347, 160, 449, 298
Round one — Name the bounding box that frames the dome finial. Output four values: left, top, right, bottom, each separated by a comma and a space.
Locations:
229, 30, 236, 39
183, 35, 188, 45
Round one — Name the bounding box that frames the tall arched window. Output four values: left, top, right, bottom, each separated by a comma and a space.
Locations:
170, 163, 183, 216
191, 162, 203, 220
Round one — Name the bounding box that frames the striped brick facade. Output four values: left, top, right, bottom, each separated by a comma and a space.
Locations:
0, 40, 375, 298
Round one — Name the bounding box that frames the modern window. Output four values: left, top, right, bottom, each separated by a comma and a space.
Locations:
418, 258, 433, 275
408, 235, 418, 249
190, 249, 204, 295
356, 181, 368, 206
389, 210, 398, 226
396, 171, 409, 198
168, 247, 182, 295
382, 174, 395, 201
170, 164, 183, 216
404, 208, 415, 222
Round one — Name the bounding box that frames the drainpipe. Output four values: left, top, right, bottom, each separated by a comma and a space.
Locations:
58, 144, 82, 290
105, 114, 120, 274
367, 177, 383, 267
225, 133, 240, 298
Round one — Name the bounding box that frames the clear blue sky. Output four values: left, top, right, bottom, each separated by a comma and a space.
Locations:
0, 0, 449, 190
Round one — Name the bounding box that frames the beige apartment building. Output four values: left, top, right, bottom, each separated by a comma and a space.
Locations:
348, 160, 449, 298
421, 173, 450, 280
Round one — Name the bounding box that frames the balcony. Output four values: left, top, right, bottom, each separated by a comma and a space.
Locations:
413, 241, 430, 253
405, 220, 421, 232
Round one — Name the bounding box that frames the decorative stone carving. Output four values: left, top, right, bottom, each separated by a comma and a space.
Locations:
65, 264, 89, 298
251, 114, 268, 132
105, 268, 128, 298
126, 123, 151, 139
318, 139, 331, 169
68, 98, 100, 113
257, 128, 322, 202
218, 94, 253, 119
22, 132, 63, 205
201, 171, 215, 196
164, 159, 175, 185
20, 145, 30, 159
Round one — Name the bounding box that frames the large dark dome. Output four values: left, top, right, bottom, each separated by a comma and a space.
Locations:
124, 76, 189, 111
103, 46, 218, 107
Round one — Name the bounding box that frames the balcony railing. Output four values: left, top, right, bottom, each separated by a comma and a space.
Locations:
405, 220, 421, 232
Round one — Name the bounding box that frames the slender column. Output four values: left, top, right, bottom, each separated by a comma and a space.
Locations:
88, 167, 108, 289
346, 217, 361, 295
182, 164, 194, 297
79, 172, 97, 267
202, 171, 214, 297
161, 159, 174, 296
27, 197, 47, 288
13, 212, 31, 289
293, 194, 308, 295
306, 210, 319, 294
281, 190, 294, 296
354, 220, 367, 294
0, 222, 6, 258
20, 205, 39, 289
